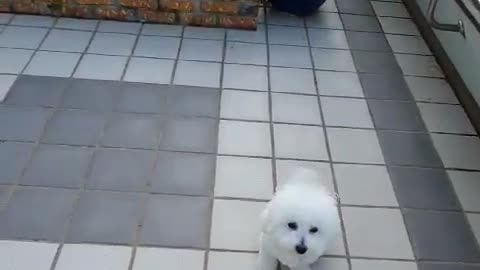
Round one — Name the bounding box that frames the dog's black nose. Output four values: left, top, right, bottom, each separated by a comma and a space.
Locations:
295, 245, 308, 254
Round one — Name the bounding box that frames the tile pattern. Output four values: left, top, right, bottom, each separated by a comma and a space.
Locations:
1, 1, 480, 269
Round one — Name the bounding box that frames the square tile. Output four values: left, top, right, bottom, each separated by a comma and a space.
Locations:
180, 38, 223, 61
141, 24, 182, 36
151, 151, 215, 196
274, 124, 328, 160
449, 171, 480, 212
268, 25, 307, 46
0, 75, 16, 102
368, 100, 426, 131
359, 73, 412, 100
0, 107, 50, 141
311, 258, 349, 270
210, 199, 265, 250
0, 186, 77, 241
0, 142, 33, 184
5, 75, 69, 107
98, 21, 141, 34
42, 110, 106, 146
40, 29, 92, 52
141, 195, 211, 248
225, 42, 267, 65
74, 54, 127, 80
342, 207, 414, 259
270, 67, 316, 94
266, 10, 304, 26
215, 156, 273, 199
167, 85, 220, 117
21, 145, 93, 188
371, 1, 410, 17
345, 31, 391, 52
0, 241, 58, 270
55, 18, 98, 31
351, 259, 418, 270
308, 28, 349, 49
377, 131, 442, 167
184, 26, 225, 40
340, 14, 382, 32
61, 79, 120, 112
312, 48, 355, 72
327, 128, 384, 164
269, 45, 312, 68
386, 34, 431, 55
0, 14, 13, 24
87, 149, 155, 192
272, 93, 322, 124
134, 248, 204, 270
405, 77, 458, 104
227, 26, 266, 43
173, 61, 221, 88
276, 159, 334, 191
352, 51, 402, 74
431, 134, 480, 170
395, 54, 444, 78
24, 51, 81, 77
208, 251, 256, 270
124, 57, 174, 84
56, 244, 132, 270
321, 97, 373, 128
336, 0, 374, 15
66, 191, 144, 244
101, 114, 164, 149
334, 164, 397, 207
0, 48, 33, 74
379, 17, 420, 35
10, 15, 55, 27
88, 32, 136, 56
316, 70, 363, 97
134, 36, 180, 59
0, 26, 48, 49
418, 103, 475, 134
306, 12, 343, 29
218, 120, 271, 157
467, 214, 480, 246
116, 83, 168, 114
223, 64, 268, 91
390, 167, 460, 210
161, 117, 217, 153
403, 210, 480, 261
220, 90, 269, 121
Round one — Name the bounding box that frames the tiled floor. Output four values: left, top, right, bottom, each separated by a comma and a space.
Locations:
1, 0, 480, 270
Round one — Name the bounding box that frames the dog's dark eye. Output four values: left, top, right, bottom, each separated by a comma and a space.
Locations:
287, 222, 297, 230
309, 227, 318, 234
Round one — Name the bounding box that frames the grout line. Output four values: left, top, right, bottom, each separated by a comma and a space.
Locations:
169, 26, 186, 85
120, 23, 144, 81
70, 21, 101, 78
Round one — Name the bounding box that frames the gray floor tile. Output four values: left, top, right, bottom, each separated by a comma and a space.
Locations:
0, 75, 15, 102
395, 54, 444, 78
377, 131, 443, 167
386, 34, 431, 55
449, 171, 480, 212
140, 195, 211, 248
269, 45, 312, 68
306, 12, 343, 29
368, 100, 426, 131
268, 25, 308, 46
160, 117, 217, 153
42, 110, 106, 146
0, 142, 33, 184
0, 186, 77, 241
340, 14, 382, 32
101, 114, 164, 149
468, 213, 480, 248
270, 67, 316, 95
359, 73, 412, 100
124, 57, 174, 84
167, 85, 220, 118
351, 259, 417, 270
0, 107, 51, 142
389, 167, 460, 210
336, 0, 374, 15
21, 145, 93, 188
151, 151, 215, 196
352, 51, 402, 74
308, 28, 349, 49
311, 258, 349, 270
87, 148, 156, 192
5, 75, 69, 107
67, 190, 144, 244
419, 262, 480, 270
345, 31, 391, 52
0, 26, 48, 49
134, 36, 180, 59
225, 42, 267, 65
173, 61, 221, 88
0, 185, 12, 205
40, 29, 92, 53
371, 1, 410, 18
180, 38, 224, 62
403, 210, 480, 262
223, 64, 268, 91
431, 134, 480, 170
116, 83, 168, 114
74, 54, 128, 81
61, 79, 121, 112
405, 77, 458, 104
0, 48, 33, 74
312, 48, 355, 72
24, 51, 80, 78
418, 103, 475, 134
379, 17, 420, 35
88, 33, 136, 56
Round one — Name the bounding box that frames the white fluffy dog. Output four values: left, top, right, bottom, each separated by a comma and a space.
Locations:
257, 168, 340, 270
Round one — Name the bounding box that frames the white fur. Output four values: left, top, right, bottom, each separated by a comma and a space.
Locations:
257, 168, 340, 270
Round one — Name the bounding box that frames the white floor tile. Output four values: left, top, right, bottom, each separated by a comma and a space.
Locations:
316, 70, 364, 97
395, 54, 444, 78
0, 240, 58, 270
225, 42, 267, 65
223, 64, 268, 91
180, 38, 223, 62
0, 74, 17, 102
124, 57, 174, 84
276, 159, 334, 192
270, 67, 316, 95
467, 213, 480, 245
74, 54, 128, 80
378, 17, 420, 35
24, 51, 81, 77
272, 93, 322, 125
133, 247, 204, 270
88, 33, 136, 56
10, 15, 55, 27
386, 34, 431, 55
55, 18, 98, 31
312, 48, 356, 72
449, 171, 480, 212
351, 259, 418, 270
0, 14, 13, 24
184, 26, 225, 40
97, 21, 141, 34
321, 97, 373, 128
174, 61, 221, 88
218, 120, 272, 157
327, 128, 385, 164
371, 1, 410, 18
405, 76, 458, 104
141, 24, 182, 37
311, 258, 349, 270
431, 133, 480, 170
208, 251, 257, 270
418, 103, 475, 134
0, 48, 33, 74
134, 36, 180, 59
56, 244, 131, 270
227, 26, 266, 44
308, 28, 349, 49
0, 26, 48, 49
40, 29, 92, 53
274, 124, 328, 160
220, 90, 269, 121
